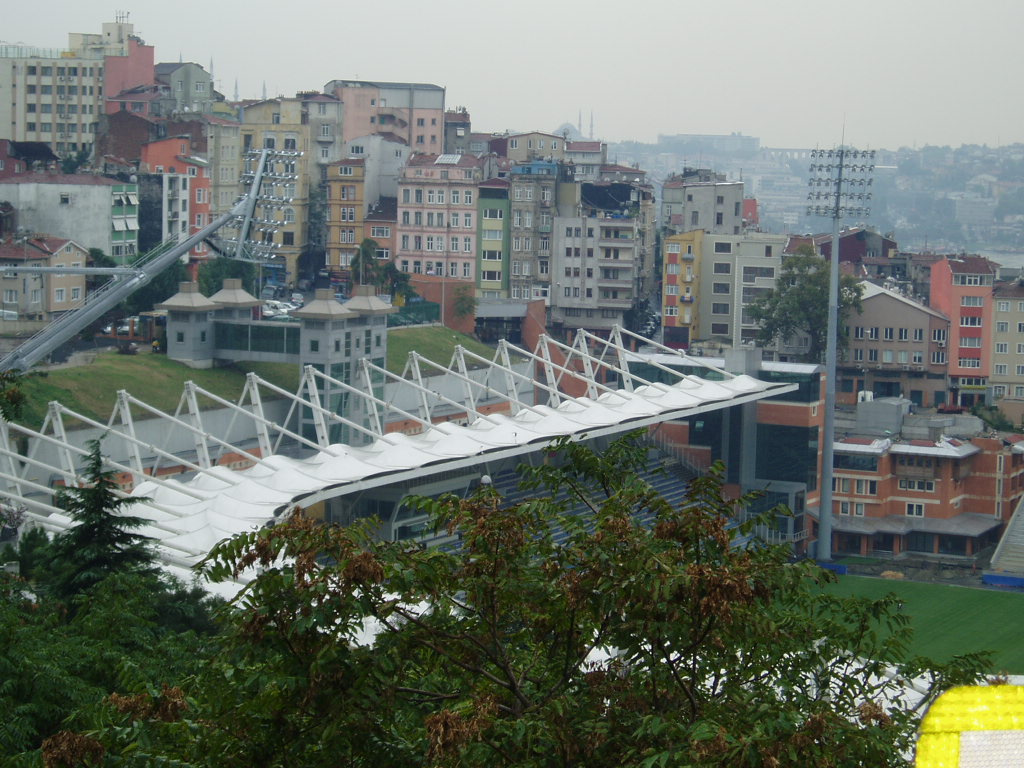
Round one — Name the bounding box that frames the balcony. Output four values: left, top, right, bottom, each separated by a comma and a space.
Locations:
537, 224, 552, 234
680, 251, 695, 261
597, 277, 632, 288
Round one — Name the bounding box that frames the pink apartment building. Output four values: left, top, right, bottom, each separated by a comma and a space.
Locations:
395, 154, 484, 282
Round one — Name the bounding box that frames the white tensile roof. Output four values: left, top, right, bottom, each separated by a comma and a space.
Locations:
5, 328, 796, 580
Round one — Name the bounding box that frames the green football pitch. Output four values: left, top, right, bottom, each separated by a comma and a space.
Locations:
821, 575, 1024, 674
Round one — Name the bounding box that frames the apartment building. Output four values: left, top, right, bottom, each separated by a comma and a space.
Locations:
0, 236, 88, 320
660, 170, 743, 235
989, 280, 1024, 401
325, 159, 367, 274
661, 231, 702, 348
692, 231, 790, 350
0, 17, 151, 158
0, 174, 139, 261
491, 132, 566, 163
136, 172, 191, 258
140, 137, 211, 266
477, 179, 511, 298
395, 153, 484, 282
563, 141, 606, 182
237, 94, 343, 283
506, 161, 558, 302
840, 282, 950, 407
323, 80, 445, 148
342, 133, 411, 202
929, 255, 998, 408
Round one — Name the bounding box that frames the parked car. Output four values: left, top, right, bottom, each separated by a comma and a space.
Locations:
290, 292, 304, 307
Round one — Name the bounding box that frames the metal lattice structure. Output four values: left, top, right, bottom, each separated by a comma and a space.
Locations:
3, 328, 796, 580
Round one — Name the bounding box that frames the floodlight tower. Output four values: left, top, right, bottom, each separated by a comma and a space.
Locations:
220, 148, 302, 292
806, 147, 875, 561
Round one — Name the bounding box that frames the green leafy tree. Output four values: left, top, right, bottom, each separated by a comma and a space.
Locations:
198, 256, 258, 297
0, 570, 218, 761
350, 238, 385, 288
453, 284, 477, 319
81, 434, 987, 767
44, 440, 156, 602
748, 246, 863, 363
382, 260, 416, 304
60, 148, 91, 175
123, 259, 188, 316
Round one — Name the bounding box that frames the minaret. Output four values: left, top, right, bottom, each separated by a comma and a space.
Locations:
262, 81, 267, 100
233, 78, 239, 102
578, 109, 582, 136
589, 112, 594, 140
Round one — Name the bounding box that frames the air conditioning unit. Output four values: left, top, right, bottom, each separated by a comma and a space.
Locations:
937, 340, 946, 347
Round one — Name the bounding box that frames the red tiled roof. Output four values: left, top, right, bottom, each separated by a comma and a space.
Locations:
945, 255, 999, 275
841, 437, 875, 445
0, 236, 78, 260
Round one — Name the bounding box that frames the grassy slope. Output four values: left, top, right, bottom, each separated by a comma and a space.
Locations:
16, 326, 494, 427
386, 325, 508, 373
822, 575, 1024, 673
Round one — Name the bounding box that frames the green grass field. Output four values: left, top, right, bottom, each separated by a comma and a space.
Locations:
822, 575, 1024, 673
15, 326, 496, 428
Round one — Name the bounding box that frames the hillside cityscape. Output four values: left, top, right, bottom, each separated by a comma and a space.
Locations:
1, 12, 1024, 766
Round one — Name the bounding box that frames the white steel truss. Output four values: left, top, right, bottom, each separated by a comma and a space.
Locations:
1, 328, 794, 574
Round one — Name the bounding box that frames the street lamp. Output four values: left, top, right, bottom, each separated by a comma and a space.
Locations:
807, 147, 874, 561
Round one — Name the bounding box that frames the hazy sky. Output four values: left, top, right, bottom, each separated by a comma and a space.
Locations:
7, 0, 1022, 150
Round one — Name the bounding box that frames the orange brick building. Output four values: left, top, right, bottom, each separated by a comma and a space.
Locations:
829, 433, 1022, 559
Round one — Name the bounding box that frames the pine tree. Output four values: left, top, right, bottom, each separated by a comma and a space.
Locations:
46, 440, 155, 601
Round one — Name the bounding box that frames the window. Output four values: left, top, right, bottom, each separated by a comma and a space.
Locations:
995, 364, 1009, 375
712, 283, 730, 294
883, 327, 894, 341
464, 191, 473, 205
54, 288, 66, 302
913, 328, 925, 342
998, 300, 1011, 311
711, 323, 729, 335
712, 303, 730, 314
961, 295, 984, 306
998, 321, 1010, 332
960, 316, 982, 326
713, 262, 731, 274
898, 328, 909, 341
906, 503, 924, 517
713, 241, 732, 253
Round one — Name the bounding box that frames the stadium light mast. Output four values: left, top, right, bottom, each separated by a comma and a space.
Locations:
807, 147, 874, 561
